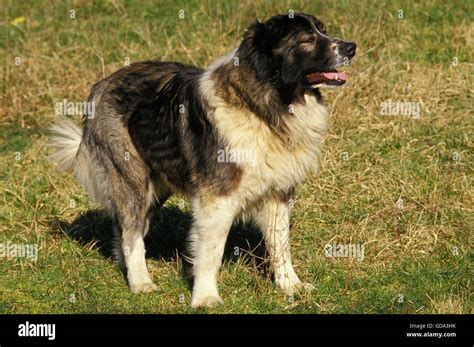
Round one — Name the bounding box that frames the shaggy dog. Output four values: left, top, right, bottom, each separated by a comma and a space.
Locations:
50, 13, 356, 308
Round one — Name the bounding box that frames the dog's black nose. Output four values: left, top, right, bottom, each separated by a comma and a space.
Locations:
343, 42, 357, 56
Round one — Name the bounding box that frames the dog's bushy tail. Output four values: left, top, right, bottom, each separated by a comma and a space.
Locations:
48, 118, 83, 171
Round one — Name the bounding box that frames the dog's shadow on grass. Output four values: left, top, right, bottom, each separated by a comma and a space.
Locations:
53, 206, 268, 289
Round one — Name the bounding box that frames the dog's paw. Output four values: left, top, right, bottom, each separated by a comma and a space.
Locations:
130, 281, 159, 294
280, 281, 315, 296
292, 282, 315, 293
191, 295, 223, 309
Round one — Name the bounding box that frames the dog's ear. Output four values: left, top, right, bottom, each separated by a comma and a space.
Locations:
245, 20, 268, 51
244, 20, 262, 37
240, 20, 273, 80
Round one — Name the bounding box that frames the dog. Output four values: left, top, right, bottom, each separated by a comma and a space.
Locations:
50, 13, 356, 308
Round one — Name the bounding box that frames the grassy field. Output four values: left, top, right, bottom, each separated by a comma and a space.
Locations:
0, 0, 472, 314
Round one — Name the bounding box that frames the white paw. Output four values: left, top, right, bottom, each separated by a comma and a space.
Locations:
292, 282, 315, 294
278, 279, 315, 295
191, 295, 223, 309
130, 281, 159, 294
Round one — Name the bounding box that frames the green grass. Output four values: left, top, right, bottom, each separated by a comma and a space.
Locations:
0, 0, 472, 313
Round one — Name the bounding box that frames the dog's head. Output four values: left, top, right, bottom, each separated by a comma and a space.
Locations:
240, 13, 356, 92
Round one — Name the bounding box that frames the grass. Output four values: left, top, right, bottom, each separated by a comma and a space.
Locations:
0, 0, 472, 314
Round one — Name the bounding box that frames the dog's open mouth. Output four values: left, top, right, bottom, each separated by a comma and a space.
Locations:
306, 70, 347, 86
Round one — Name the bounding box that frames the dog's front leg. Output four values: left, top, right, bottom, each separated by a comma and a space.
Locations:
255, 197, 314, 295
189, 196, 239, 308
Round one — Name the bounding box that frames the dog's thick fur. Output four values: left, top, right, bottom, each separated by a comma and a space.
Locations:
50, 13, 356, 308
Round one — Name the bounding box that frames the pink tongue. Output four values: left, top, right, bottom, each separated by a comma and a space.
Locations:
321, 72, 347, 81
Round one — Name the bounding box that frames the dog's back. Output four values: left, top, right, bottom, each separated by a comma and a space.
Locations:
52, 61, 200, 202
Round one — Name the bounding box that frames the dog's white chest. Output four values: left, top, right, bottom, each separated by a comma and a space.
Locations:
213, 94, 327, 199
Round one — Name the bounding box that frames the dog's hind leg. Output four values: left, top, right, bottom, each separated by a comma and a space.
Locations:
254, 196, 314, 295
113, 180, 157, 294
71, 137, 157, 293
121, 218, 157, 293
98, 144, 157, 294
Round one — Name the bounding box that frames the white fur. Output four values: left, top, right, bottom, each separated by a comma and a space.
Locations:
124, 233, 158, 293
48, 117, 101, 203
48, 118, 82, 172
253, 198, 314, 294
189, 196, 240, 308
